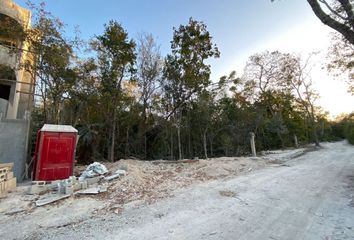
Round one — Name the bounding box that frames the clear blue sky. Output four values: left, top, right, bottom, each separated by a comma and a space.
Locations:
14, 0, 354, 116
15, 0, 314, 67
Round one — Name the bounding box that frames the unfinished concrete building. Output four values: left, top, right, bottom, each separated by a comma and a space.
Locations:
0, 0, 33, 118
0, 0, 34, 181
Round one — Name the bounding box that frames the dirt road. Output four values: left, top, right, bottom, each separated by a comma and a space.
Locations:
7, 141, 354, 239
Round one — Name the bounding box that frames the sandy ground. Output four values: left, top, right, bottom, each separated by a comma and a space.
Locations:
1, 142, 353, 239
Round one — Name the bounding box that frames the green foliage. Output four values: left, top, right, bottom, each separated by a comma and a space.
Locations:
92, 20, 136, 161
337, 113, 354, 145
162, 18, 220, 159
319, 114, 354, 144
327, 33, 354, 95
346, 122, 354, 145
18, 2, 77, 124
93, 20, 136, 94
163, 17, 220, 103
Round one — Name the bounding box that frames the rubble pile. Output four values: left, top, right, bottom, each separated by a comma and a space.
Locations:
103, 157, 267, 207
1, 155, 271, 213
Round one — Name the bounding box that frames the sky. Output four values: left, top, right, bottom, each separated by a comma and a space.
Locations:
15, 0, 354, 117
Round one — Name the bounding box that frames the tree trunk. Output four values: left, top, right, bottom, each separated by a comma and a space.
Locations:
188, 127, 191, 159
109, 108, 117, 162
177, 125, 182, 160
209, 137, 214, 157
144, 133, 147, 160
203, 129, 208, 159
309, 105, 320, 147
277, 130, 285, 149
269, 108, 285, 149
187, 110, 192, 158
125, 127, 130, 158
170, 126, 174, 160
294, 134, 299, 148
321, 121, 325, 137
143, 99, 147, 159
312, 122, 320, 147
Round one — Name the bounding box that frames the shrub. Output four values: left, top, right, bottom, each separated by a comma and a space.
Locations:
346, 122, 354, 145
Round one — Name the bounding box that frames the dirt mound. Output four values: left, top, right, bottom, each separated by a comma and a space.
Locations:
100, 157, 267, 210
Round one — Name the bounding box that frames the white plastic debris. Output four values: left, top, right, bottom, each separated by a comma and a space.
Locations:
76, 185, 107, 195
104, 169, 127, 181
115, 169, 126, 176
79, 162, 108, 181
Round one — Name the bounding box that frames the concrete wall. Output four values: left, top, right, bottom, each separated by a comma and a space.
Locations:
0, 1, 33, 182
0, 0, 31, 27
0, 98, 8, 118
0, 45, 18, 68
0, 119, 29, 181
0, 0, 33, 120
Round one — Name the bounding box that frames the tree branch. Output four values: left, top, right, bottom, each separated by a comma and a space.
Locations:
338, 0, 354, 29
307, 0, 354, 45
319, 0, 348, 21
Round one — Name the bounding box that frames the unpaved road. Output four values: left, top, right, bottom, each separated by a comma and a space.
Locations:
16, 142, 354, 239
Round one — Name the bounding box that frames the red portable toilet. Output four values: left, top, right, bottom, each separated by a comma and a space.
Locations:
32, 124, 78, 181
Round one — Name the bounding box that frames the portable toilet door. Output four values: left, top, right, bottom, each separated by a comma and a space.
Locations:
32, 124, 78, 181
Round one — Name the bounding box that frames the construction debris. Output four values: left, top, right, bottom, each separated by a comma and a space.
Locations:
57, 177, 76, 195
28, 181, 49, 195
35, 193, 71, 207
76, 185, 108, 195
1, 149, 300, 208
79, 162, 108, 180
29, 164, 125, 206
104, 169, 127, 181
0, 163, 17, 198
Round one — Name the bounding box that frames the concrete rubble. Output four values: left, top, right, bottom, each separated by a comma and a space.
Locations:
104, 169, 127, 181
30, 162, 126, 207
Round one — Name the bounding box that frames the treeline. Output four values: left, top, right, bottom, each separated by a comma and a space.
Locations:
17, 4, 352, 163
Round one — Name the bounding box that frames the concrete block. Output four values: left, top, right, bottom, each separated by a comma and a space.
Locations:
0, 120, 29, 182
85, 176, 101, 186
76, 187, 100, 195
0, 163, 13, 171
65, 185, 73, 195
0, 181, 5, 192
104, 174, 120, 181
5, 177, 16, 190
6, 172, 13, 179
81, 180, 88, 189
35, 194, 71, 207
28, 181, 48, 195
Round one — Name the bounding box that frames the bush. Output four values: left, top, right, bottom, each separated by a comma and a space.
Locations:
346, 122, 354, 145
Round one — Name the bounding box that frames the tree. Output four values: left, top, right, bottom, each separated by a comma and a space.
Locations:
136, 33, 163, 158
92, 20, 136, 161
306, 0, 354, 46
242, 51, 294, 148
281, 53, 322, 146
271, 1, 354, 94
327, 33, 354, 94
20, 2, 76, 123
242, 51, 322, 147
163, 17, 220, 159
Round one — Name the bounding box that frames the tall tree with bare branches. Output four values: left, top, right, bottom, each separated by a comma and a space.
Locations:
136, 33, 163, 158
